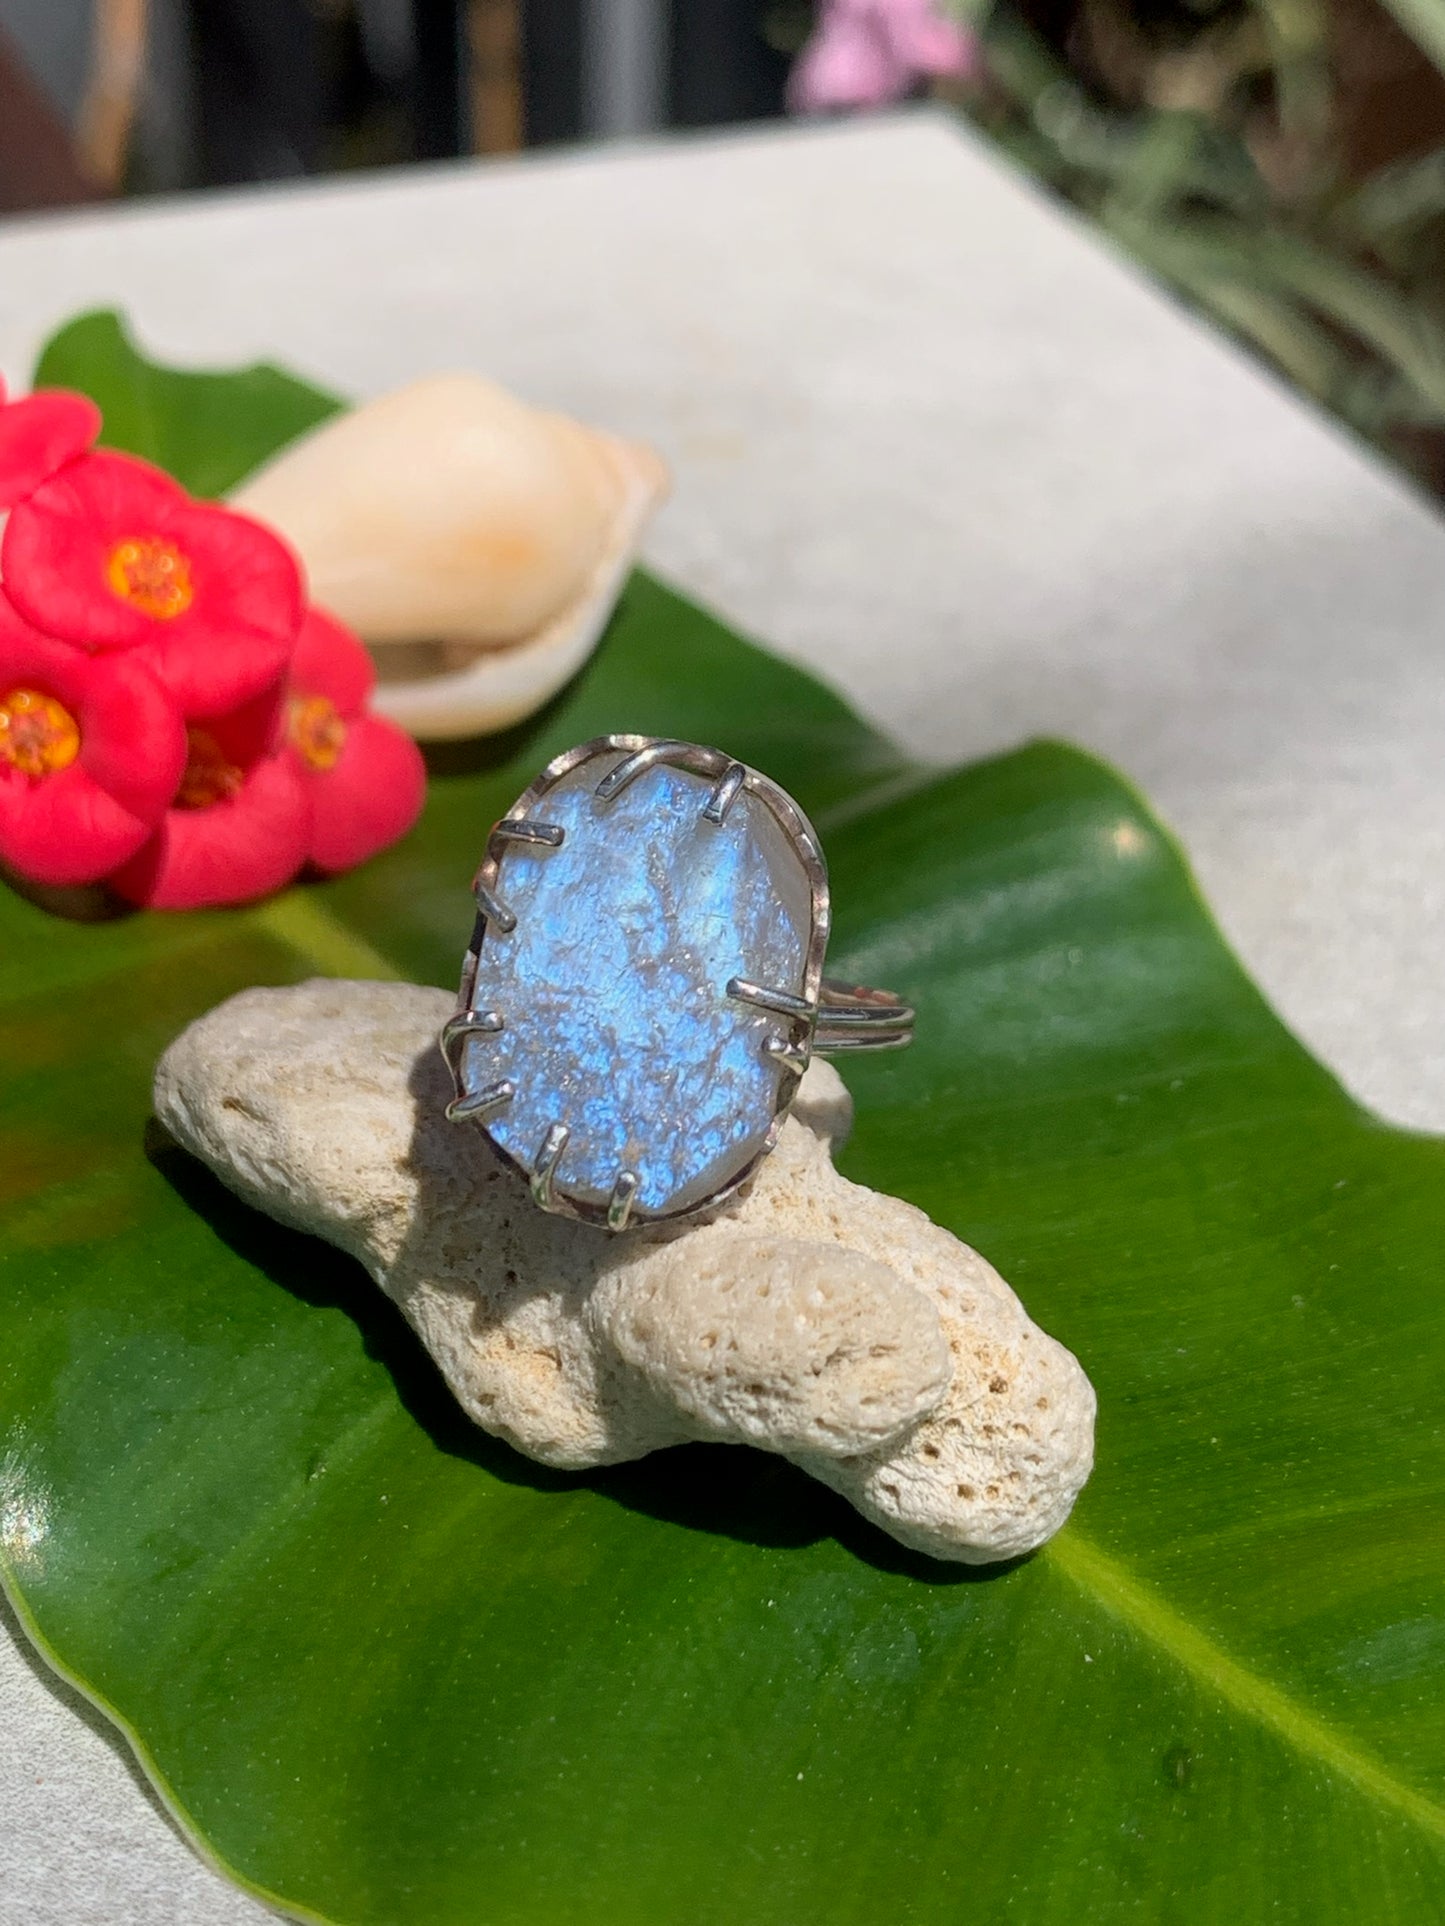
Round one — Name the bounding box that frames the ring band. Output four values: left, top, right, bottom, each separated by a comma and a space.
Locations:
726, 975, 914, 1054
442, 735, 913, 1230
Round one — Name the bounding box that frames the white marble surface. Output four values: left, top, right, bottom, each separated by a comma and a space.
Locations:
0, 113, 1441, 1923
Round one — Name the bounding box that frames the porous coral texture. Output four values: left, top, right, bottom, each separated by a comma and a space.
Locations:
155, 979, 1096, 1563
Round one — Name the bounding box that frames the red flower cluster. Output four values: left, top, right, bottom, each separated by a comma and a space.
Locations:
0, 378, 425, 909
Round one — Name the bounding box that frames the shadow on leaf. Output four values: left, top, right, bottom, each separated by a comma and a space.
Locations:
146, 1121, 1007, 1586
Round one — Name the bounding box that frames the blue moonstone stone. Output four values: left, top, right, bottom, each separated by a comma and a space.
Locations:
458, 752, 815, 1219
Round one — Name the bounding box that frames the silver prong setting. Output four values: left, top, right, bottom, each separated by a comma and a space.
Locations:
443, 735, 910, 1230
594, 743, 673, 804
607, 1169, 640, 1232
728, 976, 814, 1022
473, 880, 517, 933
762, 1034, 810, 1076
531, 1123, 571, 1209
440, 1009, 504, 1070
594, 740, 730, 806
493, 818, 565, 848
702, 762, 746, 825
446, 1078, 516, 1124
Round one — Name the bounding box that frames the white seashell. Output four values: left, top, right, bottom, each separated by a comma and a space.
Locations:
232, 375, 669, 741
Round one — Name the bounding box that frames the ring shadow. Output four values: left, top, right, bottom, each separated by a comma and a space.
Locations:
146, 1123, 1022, 1590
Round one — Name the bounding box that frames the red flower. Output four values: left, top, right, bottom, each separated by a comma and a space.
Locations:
0, 389, 425, 914
108, 680, 310, 911
0, 378, 100, 512
2, 449, 303, 718
286, 607, 426, 873
0, 588, 186, 887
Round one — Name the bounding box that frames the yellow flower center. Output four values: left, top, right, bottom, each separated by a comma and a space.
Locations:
106, 535, 195, 620
0, 687, 81, 777
175, 727, 245, 810
289, 694, 348, 772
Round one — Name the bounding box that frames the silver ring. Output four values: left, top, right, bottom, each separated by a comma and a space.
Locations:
441, 734, 914, 1231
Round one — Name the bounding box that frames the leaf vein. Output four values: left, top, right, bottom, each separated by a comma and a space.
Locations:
1051, 1530, 1445, 1838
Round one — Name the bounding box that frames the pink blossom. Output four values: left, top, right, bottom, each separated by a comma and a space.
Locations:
788, 0, 980, 114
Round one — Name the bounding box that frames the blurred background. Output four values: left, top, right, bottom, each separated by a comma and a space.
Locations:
5, 0, 1445, 496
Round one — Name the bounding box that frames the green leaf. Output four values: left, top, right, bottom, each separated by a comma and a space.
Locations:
33, 310, 344, 496
6, 321, 1442, 1921
2, 574, 1443, 1922
1101, 206, 1445, 429
1333, 144, 1445, 242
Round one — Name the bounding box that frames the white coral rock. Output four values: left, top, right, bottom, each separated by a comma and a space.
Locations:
154, 980, 1095, 1564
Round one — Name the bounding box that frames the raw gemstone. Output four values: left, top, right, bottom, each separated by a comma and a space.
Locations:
457, 750, 816, 1218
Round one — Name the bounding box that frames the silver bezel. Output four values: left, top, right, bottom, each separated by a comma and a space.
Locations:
443, 735, 832, 1231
